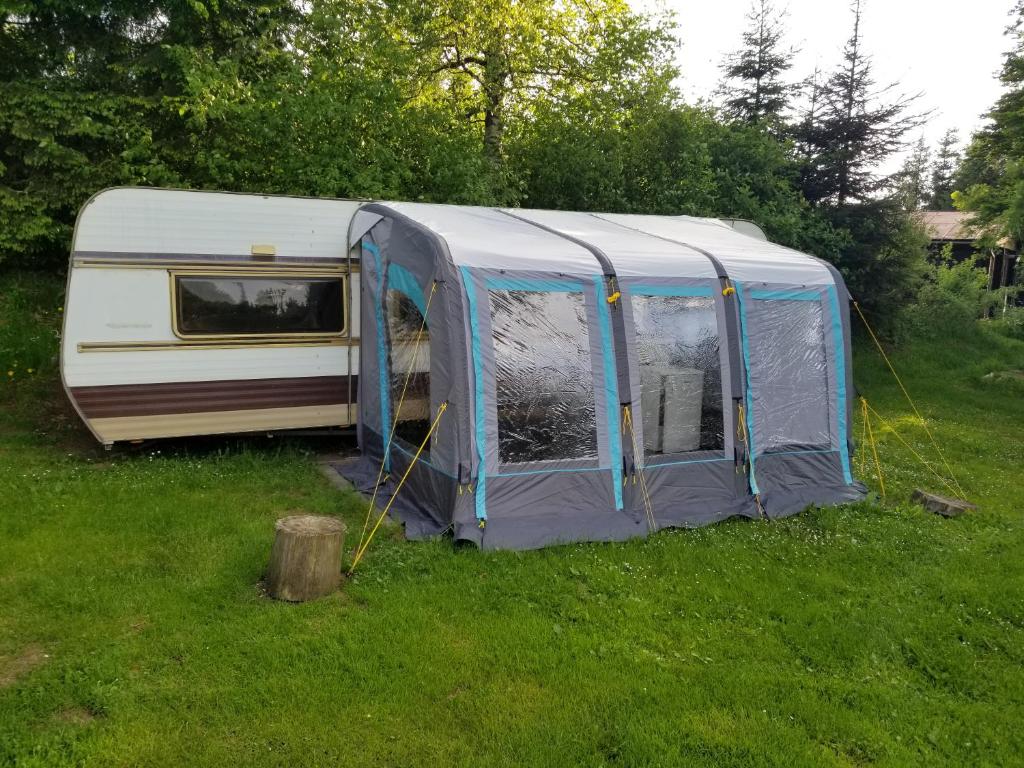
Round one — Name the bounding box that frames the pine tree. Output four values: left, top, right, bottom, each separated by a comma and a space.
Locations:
719, 0, 795, 132
897, 136, 931, 211
793, 0, 923, 206
927, 129, 960, 210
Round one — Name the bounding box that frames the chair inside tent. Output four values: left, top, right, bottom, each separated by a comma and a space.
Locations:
339, 202, 866, 550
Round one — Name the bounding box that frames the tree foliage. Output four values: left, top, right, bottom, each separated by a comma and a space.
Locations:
896, 136, 930, 211
0, 0, 941, 332
793, 0, 923, 207
718, 0, 795, 133
927, 128, 960, 211
955, 2, 1024, 245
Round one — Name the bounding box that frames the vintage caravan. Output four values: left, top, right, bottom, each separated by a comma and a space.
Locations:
61, 188, 370, 446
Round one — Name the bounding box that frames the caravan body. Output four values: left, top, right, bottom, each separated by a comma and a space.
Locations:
62, 188, 364, 446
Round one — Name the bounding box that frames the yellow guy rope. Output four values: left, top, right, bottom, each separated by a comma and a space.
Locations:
355, 282, 438, 555
349, 402, 448, 574
622, 405, 657, 531
861, 398, 886, 499
864, 400, 962, 500
852, 301, 966, 499
859, 398, 869, 477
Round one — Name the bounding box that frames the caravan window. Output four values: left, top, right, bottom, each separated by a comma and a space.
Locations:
174, 274, 345, 337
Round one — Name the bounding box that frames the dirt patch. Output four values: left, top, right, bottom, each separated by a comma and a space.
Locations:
0, 644, 49, 688
54, 707, 97, 726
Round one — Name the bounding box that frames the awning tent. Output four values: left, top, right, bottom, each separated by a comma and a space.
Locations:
341, 202, 866, 550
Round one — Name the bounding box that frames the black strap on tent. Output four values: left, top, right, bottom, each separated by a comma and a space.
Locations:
495, 209, 633, 411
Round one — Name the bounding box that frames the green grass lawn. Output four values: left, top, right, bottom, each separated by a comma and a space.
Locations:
1, 272, 1023, 767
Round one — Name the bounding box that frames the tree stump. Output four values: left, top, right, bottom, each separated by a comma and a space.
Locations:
266, 515, 345, 602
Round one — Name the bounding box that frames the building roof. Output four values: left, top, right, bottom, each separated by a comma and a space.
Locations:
913, 211, 978, 241
913, 210, 1017, 251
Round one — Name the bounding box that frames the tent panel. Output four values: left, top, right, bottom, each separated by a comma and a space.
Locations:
639, 459, 755, 527
754, 451, 865, 518
475, 473, 639, 550
359, 240, 389, 462
597, 213, 835, 286
383, 202, 598, 272
462, 267, 624, 524
503, 208, 718, 279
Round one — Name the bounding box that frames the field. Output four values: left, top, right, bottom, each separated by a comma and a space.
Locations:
1, 271, 1023, 767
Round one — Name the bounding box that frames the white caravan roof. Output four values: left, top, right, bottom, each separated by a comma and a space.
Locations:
73, 187, 362, 260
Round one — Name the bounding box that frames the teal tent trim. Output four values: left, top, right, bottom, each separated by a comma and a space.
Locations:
750, 289, 821, 301
827, 284, 854, 484
593, 276, 624, 510
484, 277, 583, 292
630, 285, 715, 297
461, 267, 487, 520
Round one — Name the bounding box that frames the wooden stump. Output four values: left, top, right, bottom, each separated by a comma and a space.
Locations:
266, 515, 345, 602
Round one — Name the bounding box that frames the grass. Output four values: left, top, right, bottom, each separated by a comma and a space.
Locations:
1, 270, 1023, 767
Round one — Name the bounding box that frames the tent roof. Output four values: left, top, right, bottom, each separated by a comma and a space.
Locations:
500, 209, 718, 279
380, 202, 598, 273
376, 202, 835, 285
597, 213, 834, 285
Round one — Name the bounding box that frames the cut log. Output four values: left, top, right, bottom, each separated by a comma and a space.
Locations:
910, 489, 977, 518
266, 515, 345, 602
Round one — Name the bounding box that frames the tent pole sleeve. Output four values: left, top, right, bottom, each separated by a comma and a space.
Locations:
593, 276, 625, 510
733, 281, 759, 496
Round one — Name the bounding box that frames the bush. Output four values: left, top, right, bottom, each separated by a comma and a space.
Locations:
991, 304, 1024, 340
0, 271, 64, 391
898, 246, 997, 340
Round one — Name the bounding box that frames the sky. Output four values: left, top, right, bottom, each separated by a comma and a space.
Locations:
636, 0, 1014, 168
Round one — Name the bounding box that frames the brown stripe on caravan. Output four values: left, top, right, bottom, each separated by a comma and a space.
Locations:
70, 375, 357, 419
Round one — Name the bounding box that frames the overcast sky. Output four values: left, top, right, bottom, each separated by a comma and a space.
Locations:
636, 0, 1014, 167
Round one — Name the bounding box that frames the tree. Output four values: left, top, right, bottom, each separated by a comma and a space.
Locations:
388, 0, 677, 203
718, 0, 796, 133
955, 2, 1024, 245
0, 0, 302, 268
896, 136, 931, 211
790, 1, 928, 327
793, 0, 923, 206
927, 128, 960, 210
